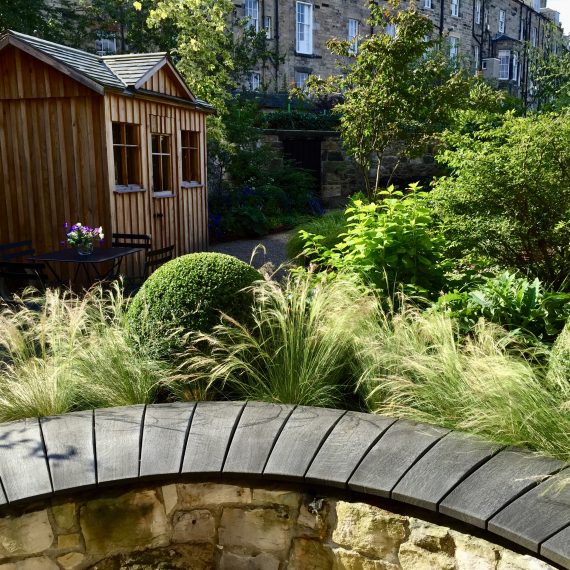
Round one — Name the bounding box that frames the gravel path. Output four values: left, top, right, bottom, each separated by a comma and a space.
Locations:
209, 231, 293, 271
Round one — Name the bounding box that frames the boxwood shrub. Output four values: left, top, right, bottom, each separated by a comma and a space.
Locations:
127, 253, 261, 338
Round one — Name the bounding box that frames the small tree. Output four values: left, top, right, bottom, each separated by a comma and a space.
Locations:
528, 48, 570, 112
304, 0, 491, 195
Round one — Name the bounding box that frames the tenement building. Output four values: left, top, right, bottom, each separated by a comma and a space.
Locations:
238, 0, 565, 105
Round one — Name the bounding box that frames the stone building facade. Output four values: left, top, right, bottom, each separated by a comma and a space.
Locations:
239, 0, 565, 105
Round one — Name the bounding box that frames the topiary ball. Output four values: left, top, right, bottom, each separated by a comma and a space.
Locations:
127, 252, 261, 338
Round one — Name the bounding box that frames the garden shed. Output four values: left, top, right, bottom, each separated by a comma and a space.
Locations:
0, 30, 213, 276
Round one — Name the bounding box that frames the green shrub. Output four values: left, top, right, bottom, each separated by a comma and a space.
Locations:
432, 111, 570, 287
174, 271, 376, 408
127, 253, 261, 338
433, 271, 570, 342
262, 110, 340, 131
287, 210, 346, 262
357, 303, 570, 462
301, 184, 449, 296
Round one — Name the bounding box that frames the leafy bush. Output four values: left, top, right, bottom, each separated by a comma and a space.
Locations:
301, 185, 449, 296
432, 111, 570, 287
357, 304, 570, 462
262, 110, 340, 131
127, 253, 260, 338
434, 271, 570, 342
0, 285, 172, 421
287, 210, 346, 262
174, 272, 376, 408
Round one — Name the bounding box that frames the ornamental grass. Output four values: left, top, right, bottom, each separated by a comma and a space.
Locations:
357, 303, 570, 462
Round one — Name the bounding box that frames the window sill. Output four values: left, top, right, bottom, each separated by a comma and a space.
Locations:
114, 185, 145, 193
152, 191, 176, 198
294, 51, 322, 59
181, 181, 203, 189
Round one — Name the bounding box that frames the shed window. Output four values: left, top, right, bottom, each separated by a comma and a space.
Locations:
181, 131, 201, 184
151, 134, 172, 193
112, 122, 141, 189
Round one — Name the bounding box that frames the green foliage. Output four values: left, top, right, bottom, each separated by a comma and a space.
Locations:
432, 111, 570, 287
174, 272, 375, 408
147, 0, 279, 122
262, 110, 340, 131
358, 304, 570, 462
208, 99, 321, 239
301, 185, 448, 296
0, 285, 172, 421
434, 271, 570, 342
287, 210, 346, 262
127, 253, 261, 338
304, 0, 498, 194
528, 45, 570, 112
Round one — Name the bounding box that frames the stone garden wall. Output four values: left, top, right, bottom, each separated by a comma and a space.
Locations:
0, 482, 555, 570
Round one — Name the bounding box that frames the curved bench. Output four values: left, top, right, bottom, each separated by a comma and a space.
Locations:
0, 402, 568, 568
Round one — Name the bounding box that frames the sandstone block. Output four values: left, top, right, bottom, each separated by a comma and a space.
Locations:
0, 510, 54, 557
57, 533, 82, 550
52, 503, 77, 532
172, 510, 215, 543
80, 489, 168, 555
331, 548, 399, 570
288, 538, 333, 570
0, 558, 59, 570
251, 488, 300, 509
407, 519, 454, 555
399, 543, 456, 570
219, 507, 292, 554
332, 502, 407, 562
451, 532, 499, 570
162, 484, 178, 516
219, 551, 281, 570
177, 483, 252, 508
497, 550, 556, 569
57, 553, 86, 570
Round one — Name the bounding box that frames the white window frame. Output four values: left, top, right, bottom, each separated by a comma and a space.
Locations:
423, 0, 432, 9
499, 10, 506, 34
473, 45, 480, 73
348, 18, 359, 55
245, 0, 259, 32
249, 71, 261, 90
296, 2, 313, 55
520, 19, 525, 41
532, 0, 541, 11
385, 23, 396, 37
498, 50, 510, 80
475, 0, 481, 25
449, 35, 459, 59
95, 32, 117, 56
264, 15, 272, 39
295, 71, 310, 89
451, 0, 459, 18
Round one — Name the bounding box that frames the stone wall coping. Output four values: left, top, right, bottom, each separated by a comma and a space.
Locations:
262, 128, 340, 138
0, 402, 567, 569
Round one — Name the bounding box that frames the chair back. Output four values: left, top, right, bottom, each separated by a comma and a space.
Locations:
111, 233, 152, 250
145, 245, 175, 277
0, 240, 35, 261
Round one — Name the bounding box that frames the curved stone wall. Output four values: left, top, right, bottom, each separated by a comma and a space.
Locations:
0, 482, 558, 569
0, 402, 567, 569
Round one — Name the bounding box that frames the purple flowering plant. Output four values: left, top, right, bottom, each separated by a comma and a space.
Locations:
64, 222, 104, 248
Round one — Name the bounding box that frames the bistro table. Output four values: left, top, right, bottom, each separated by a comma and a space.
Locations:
30, 247, 143, 287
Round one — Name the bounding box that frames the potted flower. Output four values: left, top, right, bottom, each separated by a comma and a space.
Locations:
65, 223, 104, 255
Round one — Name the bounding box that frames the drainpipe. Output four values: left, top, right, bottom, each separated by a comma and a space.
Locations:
275, 0, 280, 88
439, 0, 444, 36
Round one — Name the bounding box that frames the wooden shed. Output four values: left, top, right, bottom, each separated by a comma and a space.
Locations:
0, 30, 213, 276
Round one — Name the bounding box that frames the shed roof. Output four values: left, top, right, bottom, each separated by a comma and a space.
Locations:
0, 30, 214, 112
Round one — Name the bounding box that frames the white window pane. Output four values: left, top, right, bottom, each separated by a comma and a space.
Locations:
296, 2, 313, 54
499, 50, 510, 80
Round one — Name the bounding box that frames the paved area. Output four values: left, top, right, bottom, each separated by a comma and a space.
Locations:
209, 231, 293, 271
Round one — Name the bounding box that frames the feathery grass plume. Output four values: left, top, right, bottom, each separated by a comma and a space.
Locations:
174, 271, 376, 407
358, 303, 570, 462
0, 284, 171, 421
